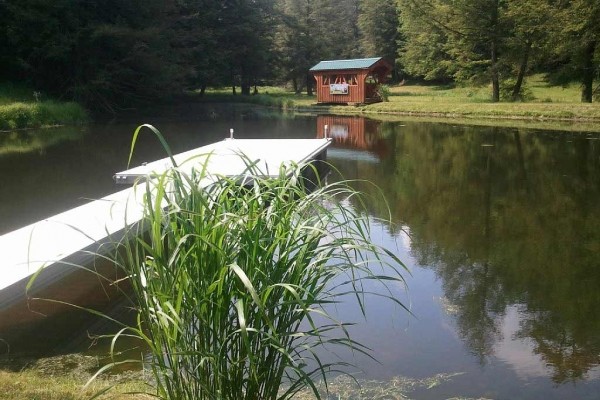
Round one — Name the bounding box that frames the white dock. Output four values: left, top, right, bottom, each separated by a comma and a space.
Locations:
0, 138, 331, 309
114, 138, 330, 184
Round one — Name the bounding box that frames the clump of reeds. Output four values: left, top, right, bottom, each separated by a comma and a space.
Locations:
108, 126, 407, 399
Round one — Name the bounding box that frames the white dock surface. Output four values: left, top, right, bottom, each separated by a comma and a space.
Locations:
0, 138, 330, 305
115, 139, 330, 184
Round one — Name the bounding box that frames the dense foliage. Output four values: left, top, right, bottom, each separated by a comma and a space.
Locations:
398, 0, 600, 102
0, 0, 597, 111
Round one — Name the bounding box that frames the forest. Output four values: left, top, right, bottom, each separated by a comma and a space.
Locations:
0, 0, 598, 114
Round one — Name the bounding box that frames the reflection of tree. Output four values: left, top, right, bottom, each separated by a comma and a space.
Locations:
517, 310, 600, 383
328, 120, 600, 383
435, 256, 505, 365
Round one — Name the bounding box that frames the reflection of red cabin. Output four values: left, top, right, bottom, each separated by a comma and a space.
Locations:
316, 115, 389, 158
310, 57, 392, 104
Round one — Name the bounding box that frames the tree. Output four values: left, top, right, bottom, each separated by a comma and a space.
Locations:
358, 0, 400, 80
173, 0, 227, 95
401, 0, 556, 102
399, 0, 511, 101
398, 1, 454, 81
274, 0, 314, 93
274, 0, 362, 95
218, 0, 277, 96
504, 0, 554, 100
552, 0, 600, 102
1, 0, 190, 112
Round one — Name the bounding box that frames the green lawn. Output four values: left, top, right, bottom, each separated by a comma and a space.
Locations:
200, 76, 600, 128
362, 75, 598, 120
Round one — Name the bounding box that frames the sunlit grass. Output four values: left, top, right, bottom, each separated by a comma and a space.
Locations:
0, 370, 149, 400
388, 75, 585, 104
0, 82, 88, 130
197, 75, 599, 123
0, 355, 149, 400
0, 360, 481, 400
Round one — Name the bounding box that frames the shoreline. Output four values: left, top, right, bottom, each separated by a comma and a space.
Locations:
297, 106, 600, 123
1, 97, 599, 134
289, 105, 600, 133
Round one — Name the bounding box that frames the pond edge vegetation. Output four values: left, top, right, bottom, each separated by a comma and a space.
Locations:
188, 80, 600, 128
2, 79, 598, 134
0, 101, 88, 132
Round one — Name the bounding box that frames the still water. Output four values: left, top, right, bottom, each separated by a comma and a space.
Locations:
1, 106, 599, 399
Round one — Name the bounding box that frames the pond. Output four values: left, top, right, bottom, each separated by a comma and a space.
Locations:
1, 105, 599, 399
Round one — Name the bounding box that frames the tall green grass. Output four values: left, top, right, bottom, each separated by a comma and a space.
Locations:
0, 101, 88, 130
102, 126, 407, 399
0, 82, 88, 130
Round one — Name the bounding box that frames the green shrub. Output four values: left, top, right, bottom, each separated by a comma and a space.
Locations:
376, 84, 391, 102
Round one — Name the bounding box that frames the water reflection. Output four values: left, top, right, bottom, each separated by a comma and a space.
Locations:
316, 115, 389, 158
323, 116, 600, 385
0, 126, 86, 156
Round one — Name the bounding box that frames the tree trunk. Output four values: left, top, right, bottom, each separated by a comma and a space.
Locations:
241, 70, 251, 96
511, 41, 531, 102
293, 77, 299, 94
232, 85, 236, 95
200, 84, 206, 96
490, 0, 500, 103
491, 41, 500, 102
581, 40, 596, 103
306, 73, 313, 96
514, 131, 530, 194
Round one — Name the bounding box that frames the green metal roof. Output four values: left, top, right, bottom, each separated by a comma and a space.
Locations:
309, 57, 383, 72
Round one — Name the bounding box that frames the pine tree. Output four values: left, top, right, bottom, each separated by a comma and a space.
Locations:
553, 0, 600, 102
358, 0, 400, 79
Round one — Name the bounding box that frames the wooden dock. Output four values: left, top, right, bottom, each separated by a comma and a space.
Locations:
0, 138, 331, 312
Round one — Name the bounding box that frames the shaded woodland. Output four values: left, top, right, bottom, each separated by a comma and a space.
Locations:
0, 0, 597, 113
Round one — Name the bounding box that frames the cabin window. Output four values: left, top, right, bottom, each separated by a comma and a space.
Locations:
332, 74, 358, 86
322, 75, 331, 85
346, 75, 358, 85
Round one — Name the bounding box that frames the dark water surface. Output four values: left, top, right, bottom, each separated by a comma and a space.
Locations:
1, 107, 599, 399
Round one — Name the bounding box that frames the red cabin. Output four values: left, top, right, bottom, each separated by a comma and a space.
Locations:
310, 57, 392, 105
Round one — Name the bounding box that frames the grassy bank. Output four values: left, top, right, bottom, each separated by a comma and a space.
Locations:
0, 354, 471, 399
0, 354, 148, 400
0, 83, 88, 131
0, 368, 477, 400
358, 82, 600, 121
0, 370, 149, 400
199, 76, 600, 129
